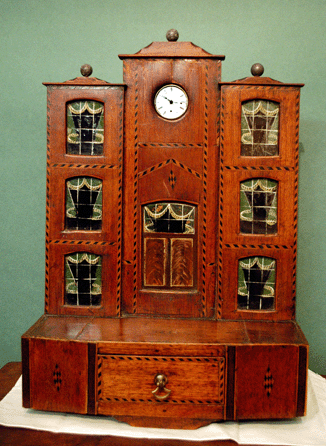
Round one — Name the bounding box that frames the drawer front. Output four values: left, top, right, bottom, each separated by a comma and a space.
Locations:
97, 354, 225, 419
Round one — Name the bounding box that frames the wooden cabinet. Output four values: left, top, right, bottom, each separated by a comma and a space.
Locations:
22, 316, 308, 428
22, 31, 308, 429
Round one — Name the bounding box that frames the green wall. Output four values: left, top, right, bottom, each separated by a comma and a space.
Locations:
1, 0, 326, 374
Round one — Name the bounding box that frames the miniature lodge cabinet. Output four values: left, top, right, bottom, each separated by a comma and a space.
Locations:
22, 31, 308, 429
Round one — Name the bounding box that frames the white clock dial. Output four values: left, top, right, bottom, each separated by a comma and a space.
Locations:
154, 84, 188, 120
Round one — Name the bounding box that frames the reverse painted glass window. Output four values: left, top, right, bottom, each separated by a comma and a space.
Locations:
67, 100, 104, 155
241, 100, 279, 156
240, 179, 277, 234
65, 177, 102, 231
143, 203, 196, 288
65, 253, 102, 306
238, 256, 276, 310
144, 203, 195, 234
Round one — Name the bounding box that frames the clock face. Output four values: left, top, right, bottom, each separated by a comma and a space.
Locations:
154, 84, 188, 120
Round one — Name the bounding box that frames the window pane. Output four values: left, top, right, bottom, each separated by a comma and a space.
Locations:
65, 177, 102, 231
241, 100, 279, 156
240, 179, 277, 235
143, 203, 195, 234
238, 256, 276, 310
65, 253, 102, 306
67, 100, 104, 155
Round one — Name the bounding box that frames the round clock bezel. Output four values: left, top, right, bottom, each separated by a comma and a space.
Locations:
154, 84, 189, 120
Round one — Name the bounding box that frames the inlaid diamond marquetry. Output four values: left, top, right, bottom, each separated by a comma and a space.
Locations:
53, 364, 62, 392
264, 367, 274, 397
168, 170, 177, 189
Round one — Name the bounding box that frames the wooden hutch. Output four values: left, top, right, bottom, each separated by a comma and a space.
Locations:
22, 30, 308, 429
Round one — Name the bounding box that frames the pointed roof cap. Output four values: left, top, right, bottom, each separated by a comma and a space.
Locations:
119, 29, 225, 60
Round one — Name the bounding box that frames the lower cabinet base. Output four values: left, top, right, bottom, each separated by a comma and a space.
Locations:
22, 316, 308, 429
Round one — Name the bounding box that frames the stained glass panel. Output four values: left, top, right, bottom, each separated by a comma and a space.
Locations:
143, 203, 195, 234
240, 179, 277, 235
67, 100, 104, 155
65, 252, 102, 306
241, 100, 279, 156
238, 256, 276, 310
65, 177, 102, 231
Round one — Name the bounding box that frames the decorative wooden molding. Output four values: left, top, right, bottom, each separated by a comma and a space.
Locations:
49, 163, 118, 169
138, 143, 203, 149
291, 91, 301, 317
49, 240, 115, 246
217, 94, 225, 319
138, 158, 201, 179
132, 69, 139, 314
224, 243, 292, 250
44, 91, 51, 313
116, 91, 124, 316
223, 165, 295, 171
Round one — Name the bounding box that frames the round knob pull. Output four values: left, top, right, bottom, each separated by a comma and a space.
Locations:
152, 373, 171, 401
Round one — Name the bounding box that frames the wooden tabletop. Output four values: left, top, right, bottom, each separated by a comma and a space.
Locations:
1, 361, 324, 446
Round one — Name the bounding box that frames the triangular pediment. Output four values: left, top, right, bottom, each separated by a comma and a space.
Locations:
119, 41, 224, 59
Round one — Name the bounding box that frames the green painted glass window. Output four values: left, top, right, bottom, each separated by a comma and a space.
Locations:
241, 100, 279, 156
67, 100, 104, 155
240, 179, 277, 234
65, 177, 102, 231
143, 203, 195, 234
238, 256, 276, 310
65, 253, 102, 306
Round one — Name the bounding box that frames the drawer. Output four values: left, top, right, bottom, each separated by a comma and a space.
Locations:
97, 354, 225, 421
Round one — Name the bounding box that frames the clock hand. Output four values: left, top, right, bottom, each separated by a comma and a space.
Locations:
162, 96, 174, 104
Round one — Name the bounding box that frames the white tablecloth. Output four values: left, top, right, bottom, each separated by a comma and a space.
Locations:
0, 370, 325, 445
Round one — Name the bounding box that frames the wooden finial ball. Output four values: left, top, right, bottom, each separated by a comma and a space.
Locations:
166, 29, 179, 41
80, 64, 93, 77
251, 63, 264, 77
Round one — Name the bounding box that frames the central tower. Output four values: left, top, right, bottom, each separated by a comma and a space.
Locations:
120, 29, 224, 317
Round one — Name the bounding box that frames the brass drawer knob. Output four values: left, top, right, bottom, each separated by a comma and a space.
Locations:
152, 373, 171, 401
